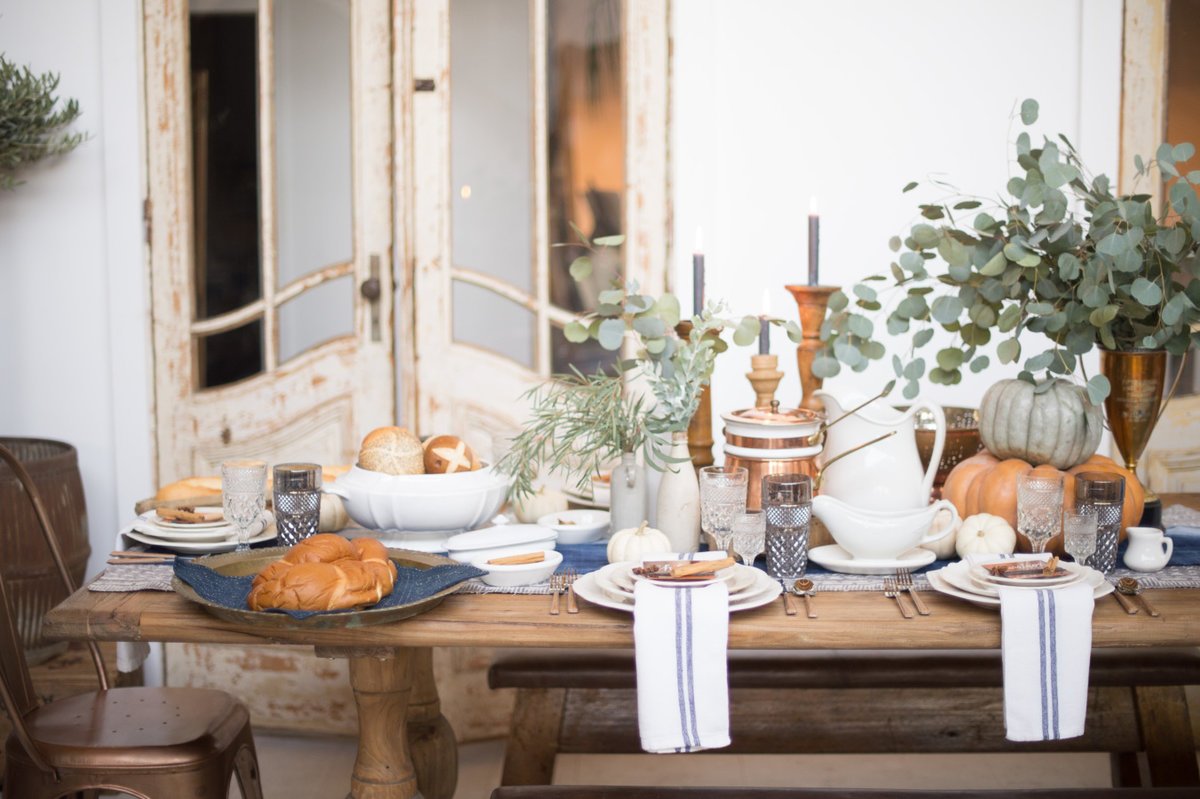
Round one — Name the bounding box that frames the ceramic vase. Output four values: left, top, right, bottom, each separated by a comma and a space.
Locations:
656, 432, 700, 552
609, 452, 647, 533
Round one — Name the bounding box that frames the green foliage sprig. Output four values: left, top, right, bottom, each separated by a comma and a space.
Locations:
561, 230, 802, 427
497, 370, 668, 501
0, 56, 86, 189
816, 99, 1200, 404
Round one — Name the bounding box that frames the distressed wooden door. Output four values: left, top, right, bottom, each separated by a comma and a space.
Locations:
404, 0, 669, 458
145, 0, 394, 483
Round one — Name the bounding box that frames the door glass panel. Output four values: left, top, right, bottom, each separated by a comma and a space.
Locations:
547, 0, 624, 373
190, 7, 262, 388
450, 0, 533, 294
551, 323, 616, 376
198, 320, 264, 389
278, 275, 355, 364
452, 280, 535, 369
274, 0, 353, 287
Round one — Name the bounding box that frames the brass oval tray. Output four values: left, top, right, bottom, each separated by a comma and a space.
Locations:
172, 546, 464, 630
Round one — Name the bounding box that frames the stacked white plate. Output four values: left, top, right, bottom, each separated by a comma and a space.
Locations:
572, 562, 782, 613
927, 559, 1114, 610
121, 507, 276, 553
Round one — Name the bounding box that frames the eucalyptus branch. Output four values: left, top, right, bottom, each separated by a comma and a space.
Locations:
0, 57, 86, 189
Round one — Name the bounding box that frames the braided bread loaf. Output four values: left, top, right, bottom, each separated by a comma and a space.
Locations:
247, 534, 398, 612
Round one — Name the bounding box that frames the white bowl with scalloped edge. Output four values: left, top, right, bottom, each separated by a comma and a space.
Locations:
322, 464, 508, 536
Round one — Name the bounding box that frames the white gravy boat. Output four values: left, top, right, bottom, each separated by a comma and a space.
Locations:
812, 494, 959, 560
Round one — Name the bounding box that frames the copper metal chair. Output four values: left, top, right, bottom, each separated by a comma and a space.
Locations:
0, 443, 264, 799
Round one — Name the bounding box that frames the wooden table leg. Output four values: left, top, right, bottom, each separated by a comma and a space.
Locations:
406, 648, 458, 799
1134, 684, 1200, 786
345, 649, 420, 799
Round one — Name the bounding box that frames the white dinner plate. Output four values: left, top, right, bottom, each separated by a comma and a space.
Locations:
574, 566, 781, 613
942, 561, 1085, 598
150, 506, 227, 530
808, 545, 936, 575
122, 526, 277, 554
927, 565, 1113, 610
134, 513, 237, 542
604, 562, 758, 596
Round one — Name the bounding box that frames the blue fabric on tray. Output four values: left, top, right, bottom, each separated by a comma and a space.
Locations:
173, 558, 484, 619
548, 525, 1200, 576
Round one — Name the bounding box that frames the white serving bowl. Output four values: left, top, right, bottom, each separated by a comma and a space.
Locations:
323, 464, 509, 534
446, 524, 557, 564
537, 510, 610, 545
474, 549, 563, 587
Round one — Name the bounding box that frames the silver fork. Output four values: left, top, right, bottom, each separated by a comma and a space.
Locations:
549, 574, 563, 616
565, 568, 579, 614
895, 569, 930, 616
883, 577, 914, 619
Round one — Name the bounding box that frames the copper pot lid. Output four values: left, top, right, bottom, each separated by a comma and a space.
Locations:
722, 404, 824, 427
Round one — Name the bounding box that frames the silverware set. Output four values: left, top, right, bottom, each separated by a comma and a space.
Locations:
881, 570, 930, 619
549, 570, 580, 616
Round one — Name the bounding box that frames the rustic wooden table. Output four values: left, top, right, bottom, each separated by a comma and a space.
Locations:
41, 494, 1200, 799
43, 580, 1200, 799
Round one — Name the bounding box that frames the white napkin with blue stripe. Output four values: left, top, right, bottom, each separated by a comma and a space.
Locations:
998, 575, 1094, 742
632, 552, 731, 753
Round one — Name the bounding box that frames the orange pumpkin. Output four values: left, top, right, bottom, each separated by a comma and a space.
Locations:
942, 451, 1144, 554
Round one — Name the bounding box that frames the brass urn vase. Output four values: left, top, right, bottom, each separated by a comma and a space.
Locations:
1098, 348, 1167, 475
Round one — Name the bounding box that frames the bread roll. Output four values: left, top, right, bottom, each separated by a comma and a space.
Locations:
358, 426, 424, 475
155, 477, 222, 502
247, 534, 398, 612
422, 435, 480, 474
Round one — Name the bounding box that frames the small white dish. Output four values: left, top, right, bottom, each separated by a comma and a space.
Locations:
151, 506, 227, 530
473, 550, 563, 587
574, 565, 781, 613
446, 524, 557, 563
537, 510, 610, 544
807, 544, 936, 575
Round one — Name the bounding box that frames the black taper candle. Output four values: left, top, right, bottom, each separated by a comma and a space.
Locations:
807, 209, 820, 286
692, 252, 705, 316
758, 317, 770, 355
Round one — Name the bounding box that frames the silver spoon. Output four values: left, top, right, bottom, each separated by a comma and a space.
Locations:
794, 578, 817, 619
1117, 577, 1160, 618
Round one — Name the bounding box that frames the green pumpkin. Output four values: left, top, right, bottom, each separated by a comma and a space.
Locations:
978, 378, 1102, 469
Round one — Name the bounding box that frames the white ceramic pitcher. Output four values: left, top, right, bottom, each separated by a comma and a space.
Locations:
814, 390, 945, 511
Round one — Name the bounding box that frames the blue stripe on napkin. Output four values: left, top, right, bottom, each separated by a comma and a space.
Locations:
673, 588, 691, 749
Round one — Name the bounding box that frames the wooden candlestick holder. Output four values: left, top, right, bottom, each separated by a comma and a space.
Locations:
784, 285, 839, 413
675, 321, 714, 468
746, 354, 783, 408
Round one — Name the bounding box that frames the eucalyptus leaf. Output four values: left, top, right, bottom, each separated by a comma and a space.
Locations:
913, 328, 934, 347
569, 256, 593, 280
564, 320, 590, 343
931, 295, 963, 324
653, 294, 681, 327
998, 337, 1021, 364
1087, 374, 1111, 404
1020, 98, 1039, 124
732, 315, 760, 347
593, 234, 625, 247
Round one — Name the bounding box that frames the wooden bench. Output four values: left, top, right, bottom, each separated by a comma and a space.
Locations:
488, 650, 1200, 788
490, 789, 1200, 799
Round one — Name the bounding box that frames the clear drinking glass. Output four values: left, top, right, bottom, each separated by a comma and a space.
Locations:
1075, 472, 1125, 573
1063, 509, 1098, 565
699, 466, 748, 554
731, 510, 766, 566
762, 474, 812, 581
1016, 472, 1064, 554
222, 460, 267, 552
273, 463, 321, 547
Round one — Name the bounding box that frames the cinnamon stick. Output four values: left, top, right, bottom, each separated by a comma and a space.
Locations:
671, 557, 735, 578
488, 551, 546, 565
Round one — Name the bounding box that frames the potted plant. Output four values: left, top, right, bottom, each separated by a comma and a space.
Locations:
1, 56, 85, 189
815, 99, 1199, 474
502, 232, 801, 549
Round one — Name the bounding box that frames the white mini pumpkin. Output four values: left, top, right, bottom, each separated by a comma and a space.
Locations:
607, 521, 671, 563
955, 513, 1017, 558
513, 486, 569, 523
921, 505, 962, 559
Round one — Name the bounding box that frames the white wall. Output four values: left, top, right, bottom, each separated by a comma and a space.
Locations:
0, 0, 151, 580
672, 0, 1123, 436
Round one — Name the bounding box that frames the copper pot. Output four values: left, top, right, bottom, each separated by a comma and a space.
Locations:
721, 405, 823, 510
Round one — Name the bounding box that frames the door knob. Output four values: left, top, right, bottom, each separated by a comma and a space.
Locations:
360, 276, 381, 302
